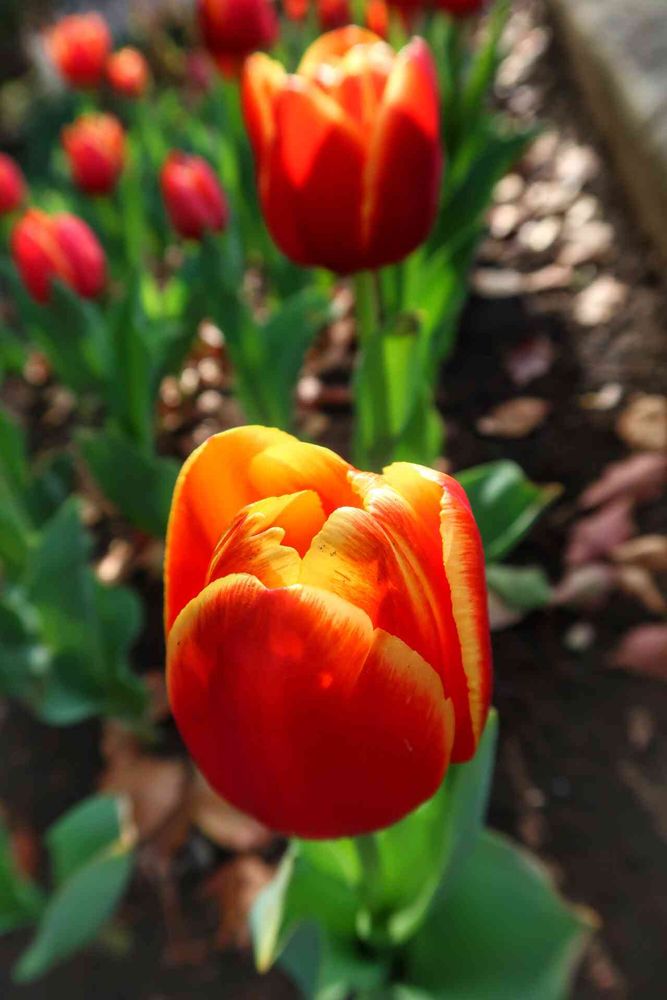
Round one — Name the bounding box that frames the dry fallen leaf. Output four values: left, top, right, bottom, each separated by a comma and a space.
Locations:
552, 563, 618, 610
558, 221, 613, 267
574, 275, 627, 326
203, 856, 274, 950
565, 499, 636, 566
610, 624, 667, 680
190, 772, 272, 853
504, 335, 556, 386
477, 397, 550, 438
579, 453, 667, 510
612, 535, 667, 572
616, 565, 667, 615
616, 394, 667, 452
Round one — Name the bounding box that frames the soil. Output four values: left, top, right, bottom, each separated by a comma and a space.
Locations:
1, 1, 666, 998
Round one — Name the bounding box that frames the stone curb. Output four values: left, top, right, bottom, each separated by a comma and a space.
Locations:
548, 0, 667, 265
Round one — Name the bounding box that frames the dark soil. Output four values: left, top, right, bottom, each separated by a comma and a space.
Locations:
1, 1, 666, 997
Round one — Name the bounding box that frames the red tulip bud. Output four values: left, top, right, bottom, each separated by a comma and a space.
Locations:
160, 152, 229, 240
317, 0, 351, 30
0, 154, 27, 215
11, 208, 106, 304
106, 47, 150, 99
198, 0, 279, 75
45, 13, 111, 89
62, 113, 126, 196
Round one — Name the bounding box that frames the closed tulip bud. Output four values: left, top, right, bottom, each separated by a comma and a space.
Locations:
62, 113, 126, 196
391, 0, 486, 16
0, 154, 27, 215
284, 0, 308, 20
45, 13, 112, 89
11, 208, 106, 304
317, 0, 351, 31
165, 426, 492, 838
366, 0, 389, 38
242, 27, 442, 273
160, 152, 229, 240
198, 0, 279, 75
106, 47, 150, 98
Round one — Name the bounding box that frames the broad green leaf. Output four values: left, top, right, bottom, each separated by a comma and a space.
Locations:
44, 281, 108, 395
0, 823, 44, 934
13, 845, 133, 983
79, 428, 178, 537
93, 581, 147, 721
486, 564, 552, 611
25, 452, 75, 528
107, 279, 155, 451
47, 795, 126, 886
0, 408, 32, 574
0, 407, 28, 492
457, 461, 560, 562
402, 830, 592, 1000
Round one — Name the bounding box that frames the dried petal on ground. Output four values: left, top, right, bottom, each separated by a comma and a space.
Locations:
552, 563, 618, 610
203, 856, 274, 950
488, 202, 523, 239
477, 397, 550, 438
616, 566, 667, 616
565, 499, 636, 566
616, 394, 667, 452
95, 538, 135, 585
504, 334, 556, 386
610, 625, 667, 681
517, 216, 561, 253
190, 772, 272, 852
612, 536, 667, 572
558, 221, 613, 267
579, 383, 623, 411
554, 142, 600, 188
493, 172, 525, 203
574, 276, 628, 326
100, 750, 189, 851
579, 453, 667, 510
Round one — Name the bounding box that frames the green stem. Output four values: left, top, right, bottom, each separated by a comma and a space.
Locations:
354, 833, 382, 912
353, 269, 389, 470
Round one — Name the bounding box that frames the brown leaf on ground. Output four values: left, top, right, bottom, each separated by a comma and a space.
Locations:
565, 499, 636, 566
610, 625, 667, 681
552, 563, 618, 610
477, 397, 550, 439
612, 536, 667, 572
503, 335, 556, 386
143, 671, 171, 722
9, 825, 41, 880
616, 394, 667, 452
574, 275, 627, 326
616, 566, 667, 616
203, 856, 274, 950
190, 773, 273, 853
579, 454, 667, 510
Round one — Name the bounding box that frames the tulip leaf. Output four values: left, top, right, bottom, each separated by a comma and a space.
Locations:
402, 830, 593, 1000
43, 281, 108, 396
486, 564, 552, 611
13, 794, 134, 983
0, 822, 45, 935
457, 461, 560, 562
0, 410, 33, 575
79, 427, 179, 537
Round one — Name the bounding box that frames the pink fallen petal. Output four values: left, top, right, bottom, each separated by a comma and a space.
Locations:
610, 625, 667, 681
566, 499, 636, 566
579, 453, 667, 510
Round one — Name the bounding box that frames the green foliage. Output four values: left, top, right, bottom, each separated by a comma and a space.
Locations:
486, 564, 552, 611
0, 824, 45, 935
14, 795, 135, 983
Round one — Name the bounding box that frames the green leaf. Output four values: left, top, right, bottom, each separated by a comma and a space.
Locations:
47, 795, 125, 886
25, 452, 75, 528
0, 823, 44, 934
13, 845, 133, 983
44, 281, 108, 396
106, 279, 155, 450
457, 461, 560, 562
486, 564, 552, 611
402, 830, 593, 1000
79, 428, 178, 537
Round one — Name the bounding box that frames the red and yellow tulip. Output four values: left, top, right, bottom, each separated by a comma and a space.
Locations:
165, 426, 491, 839
106, 47, 151, 99
11, 208, 106, 304
44, 13, 112, 90
242, 26, 442, 273
62, 113, 126, 196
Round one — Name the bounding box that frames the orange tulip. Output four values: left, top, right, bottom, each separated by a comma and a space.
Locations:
45, 13, 111, 89
165, 427, 491, 838
242, 27, 442, 273
62, 113, 126, 196
106, 47, 150, 98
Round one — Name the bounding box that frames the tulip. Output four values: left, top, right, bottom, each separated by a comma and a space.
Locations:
242, 27, 442, 273
317, 0, 351, 31
165, 426, 492, 838
391, 0, 486, 16
106, 47, 150, 98
284, 0, 308, 20
0, 154, 26, 215
160, 152, 229, 240
44, 13, 111, 89
11, 209, 106, 304
62, 113, 126, 196
366, 0, 389, 37
198, 0, 279, 75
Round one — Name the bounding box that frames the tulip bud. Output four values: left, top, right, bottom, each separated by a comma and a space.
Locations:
160, 152, 229, 240
366, 0, 389, 37
198, 0, 279, 75
165, 426, 492, 838
11, 208, 106, 304
0, 154, 26, 215
284, 0, 308, 20
242, 27, 443, 273
44, 13, 112, 89
317, 0, 351, 31
62, 113, 126, 196
106, 47, 150, 98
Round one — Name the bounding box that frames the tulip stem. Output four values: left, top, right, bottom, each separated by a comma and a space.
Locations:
353, 269, 390, 470
354, 833, 382, 912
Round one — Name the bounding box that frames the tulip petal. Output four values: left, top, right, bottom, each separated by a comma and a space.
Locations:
168, 573, 453, 838
364, 36, 442, 265
382, 463, 493, 758
164, 425, 294, 630
298, 26, 382, 78
248, 438, 359, 514
241, 53, 287, 163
